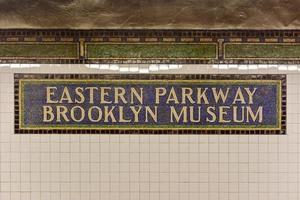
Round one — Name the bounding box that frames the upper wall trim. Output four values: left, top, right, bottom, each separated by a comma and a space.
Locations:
0, 29, 299, 64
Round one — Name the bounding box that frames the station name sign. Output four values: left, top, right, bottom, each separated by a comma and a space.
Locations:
15, 74, 285, 134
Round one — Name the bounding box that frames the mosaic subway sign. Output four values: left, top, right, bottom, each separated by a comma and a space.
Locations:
15, 74, 286, 134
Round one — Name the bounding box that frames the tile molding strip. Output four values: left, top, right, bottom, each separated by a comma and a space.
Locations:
0, 29, 299, 64
14, 73, 286, 135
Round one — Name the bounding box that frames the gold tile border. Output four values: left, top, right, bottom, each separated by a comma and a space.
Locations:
265, 38, 278, 43
42, 37, 56, 42
181, 38, 194, 42
145, 38, 158, 42
126, 38, 140, 42
247, 38, 260, 42
108, 38, 122, 42
90, 38, 104, 42
24, 37, 37, 42
229, 38, 243, 42
283, 38, 296, 43
18, 79, 282, 131
200, 38, 213, 42
6, 37, 19, 42
163, 38, 176, 42
60, 38, 74, 42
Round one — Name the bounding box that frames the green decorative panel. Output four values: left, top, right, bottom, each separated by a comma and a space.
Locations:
225, 43, 300, 59
86, 43, 217, 59
0, 43, 78, 59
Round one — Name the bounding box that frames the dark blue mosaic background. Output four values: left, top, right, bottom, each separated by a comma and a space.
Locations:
21, 81, 279, 128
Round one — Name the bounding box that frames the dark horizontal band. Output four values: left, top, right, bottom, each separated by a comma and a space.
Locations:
0, 29, 298, 64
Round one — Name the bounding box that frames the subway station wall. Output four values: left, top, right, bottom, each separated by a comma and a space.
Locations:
0, 65, 299, 200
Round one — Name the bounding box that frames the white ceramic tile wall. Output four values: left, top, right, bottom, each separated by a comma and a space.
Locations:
0, 65, 299, 200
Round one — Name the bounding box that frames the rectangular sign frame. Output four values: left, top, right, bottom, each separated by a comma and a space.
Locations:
14, 74, 286, 134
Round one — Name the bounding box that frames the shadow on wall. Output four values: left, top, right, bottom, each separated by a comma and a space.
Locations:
0, 0, 299, 28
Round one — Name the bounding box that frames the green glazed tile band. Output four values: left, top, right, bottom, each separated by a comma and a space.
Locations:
0, 43, 78, 58
225, 43, 300, 59
86, 43, 217, 59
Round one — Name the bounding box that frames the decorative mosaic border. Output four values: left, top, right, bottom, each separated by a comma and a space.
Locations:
14, 74, 286, 134
19, 79, 282, 130
0, 29, 298, 64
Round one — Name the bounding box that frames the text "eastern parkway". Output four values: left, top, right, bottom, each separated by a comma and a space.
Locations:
42, 86, 263, 124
